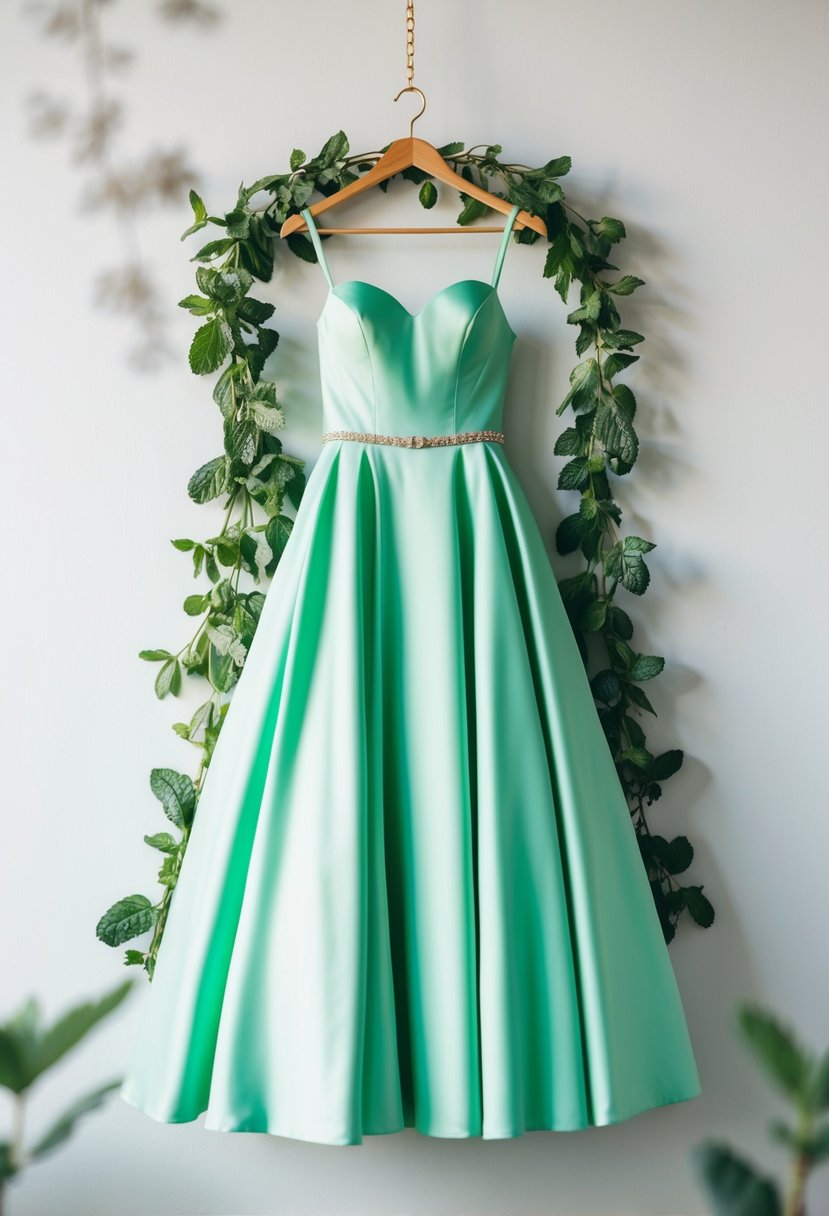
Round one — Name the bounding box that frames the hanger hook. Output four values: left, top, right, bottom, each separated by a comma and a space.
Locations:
393, 85, 426, 138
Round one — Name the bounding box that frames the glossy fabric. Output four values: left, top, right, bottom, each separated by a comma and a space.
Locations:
120, 204, 701, 1143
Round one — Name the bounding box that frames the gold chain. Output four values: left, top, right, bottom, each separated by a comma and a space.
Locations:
405, 1, 415, 87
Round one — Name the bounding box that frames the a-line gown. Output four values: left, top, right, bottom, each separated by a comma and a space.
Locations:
119, 202, 701, 1144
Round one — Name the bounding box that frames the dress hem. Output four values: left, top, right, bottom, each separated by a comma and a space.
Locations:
120, 1083, 701, 1146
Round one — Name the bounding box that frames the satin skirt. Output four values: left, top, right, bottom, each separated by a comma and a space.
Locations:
120, 440, 701, 1144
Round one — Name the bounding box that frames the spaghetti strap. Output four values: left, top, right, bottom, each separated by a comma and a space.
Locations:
491, 203, 521, 289
300, 208, 334, 290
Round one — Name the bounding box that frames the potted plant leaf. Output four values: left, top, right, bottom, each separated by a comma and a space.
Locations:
0, 980, 132, 1215
694, 1003, 829, 1216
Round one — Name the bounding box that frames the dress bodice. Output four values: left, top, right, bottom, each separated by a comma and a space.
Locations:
301, 204, 520, 438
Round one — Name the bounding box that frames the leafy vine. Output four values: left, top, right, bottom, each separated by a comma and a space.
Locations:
96, 129, 714, 977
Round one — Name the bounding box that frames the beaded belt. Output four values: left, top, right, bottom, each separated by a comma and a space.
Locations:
321, 429, 505, 448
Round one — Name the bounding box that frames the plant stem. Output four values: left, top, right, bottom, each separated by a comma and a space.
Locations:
785, 1107, 813, 1216
785, 1151, 810, 1216
10, 1092, 25, 1172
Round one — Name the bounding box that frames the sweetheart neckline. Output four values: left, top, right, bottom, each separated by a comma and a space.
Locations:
315, 278, 518, 340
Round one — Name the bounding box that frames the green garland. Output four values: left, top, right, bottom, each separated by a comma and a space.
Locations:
96, 130, 714, 978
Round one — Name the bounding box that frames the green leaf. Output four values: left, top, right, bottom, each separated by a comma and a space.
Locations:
649, 749, 684, 780
239, 528, 273, 583
557, 457, 590, 491
602, 351, 639, 379
556, 358, 600, 416
691, 1143, 782, 1216
620, 746, 653, 770
237, 297, 275, 326
286, 231, 317, 264
224, 208, 250, 240
317, 130, 349, 166
153, 658, 179, 699
248, 399, 285, 435
555, 512, 587, 555
0, 1029, 27, 1094
626, 682, 657, 715
594, 384, 639, 464
246, 326, 279, 379
291, 176, 314, 208
682, 885, 716, 928
183, 593, 209, 617
437, 141, 465, 157
239, 214, 275, 281
579, 597, 607, 631
623, 535, 655, 554
419, 180, 438, 209
195, 265, 253, 305
96, 895, 158, 948
180, 188, 208, 240
0, 999, 40, 1095
608, 605, 634, 640
264, 515, 293, 574
144, 832, 179, 854
289, 148, 306, 170
30, 1080, 122, 1159
553, 427, 584, 457
602, 328, 644, 351
188, 455, 228, 504
156, 853, 180, 889
623, 714, 646, 748
567, 289, 602, 325
608, 636, 636, 671
212, 363, 244, 420
543, 215, 578, 303
0, 1139, 18, 1180
811, 1048, 829, 1111
26, 981, 132, 1086
595, 216, 626, 244
606, 274, 645, 296
557, 571, 593, 604
138, 648, 172, 662
189, 237, 236, 263
628, 653, 665, 681
225, 417, 258, 469
529, 154, 571, 179
604, 536, 655, 595
206, 623, 247, 667
189, 317, 232, 375
591, 669, 621, 704
738, 1005, 813, 1101
208, 639, 240, 694
457, 194, 490, 226
124, 949, 146, 967
664, 835, 694, 875
178, 294, 214, 316
150, 768, 196, 829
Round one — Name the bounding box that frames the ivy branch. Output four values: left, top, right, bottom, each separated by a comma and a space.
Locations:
97, 130, 713, 979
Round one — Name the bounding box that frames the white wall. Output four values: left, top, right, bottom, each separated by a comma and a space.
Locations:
2, 1, 827, 1213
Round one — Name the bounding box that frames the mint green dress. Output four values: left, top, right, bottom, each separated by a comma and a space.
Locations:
120, 203, 701, 1143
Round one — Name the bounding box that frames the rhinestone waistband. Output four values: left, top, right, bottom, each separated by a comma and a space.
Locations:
321, 429, 505, 448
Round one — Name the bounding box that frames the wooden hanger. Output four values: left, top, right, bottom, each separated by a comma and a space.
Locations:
279, 86, 547, 240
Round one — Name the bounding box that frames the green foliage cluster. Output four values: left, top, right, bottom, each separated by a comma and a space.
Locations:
97, 130, 712, 977
694, 1004, 829, 1216
543, 186, 713, 941
0, 981, 131, 1209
